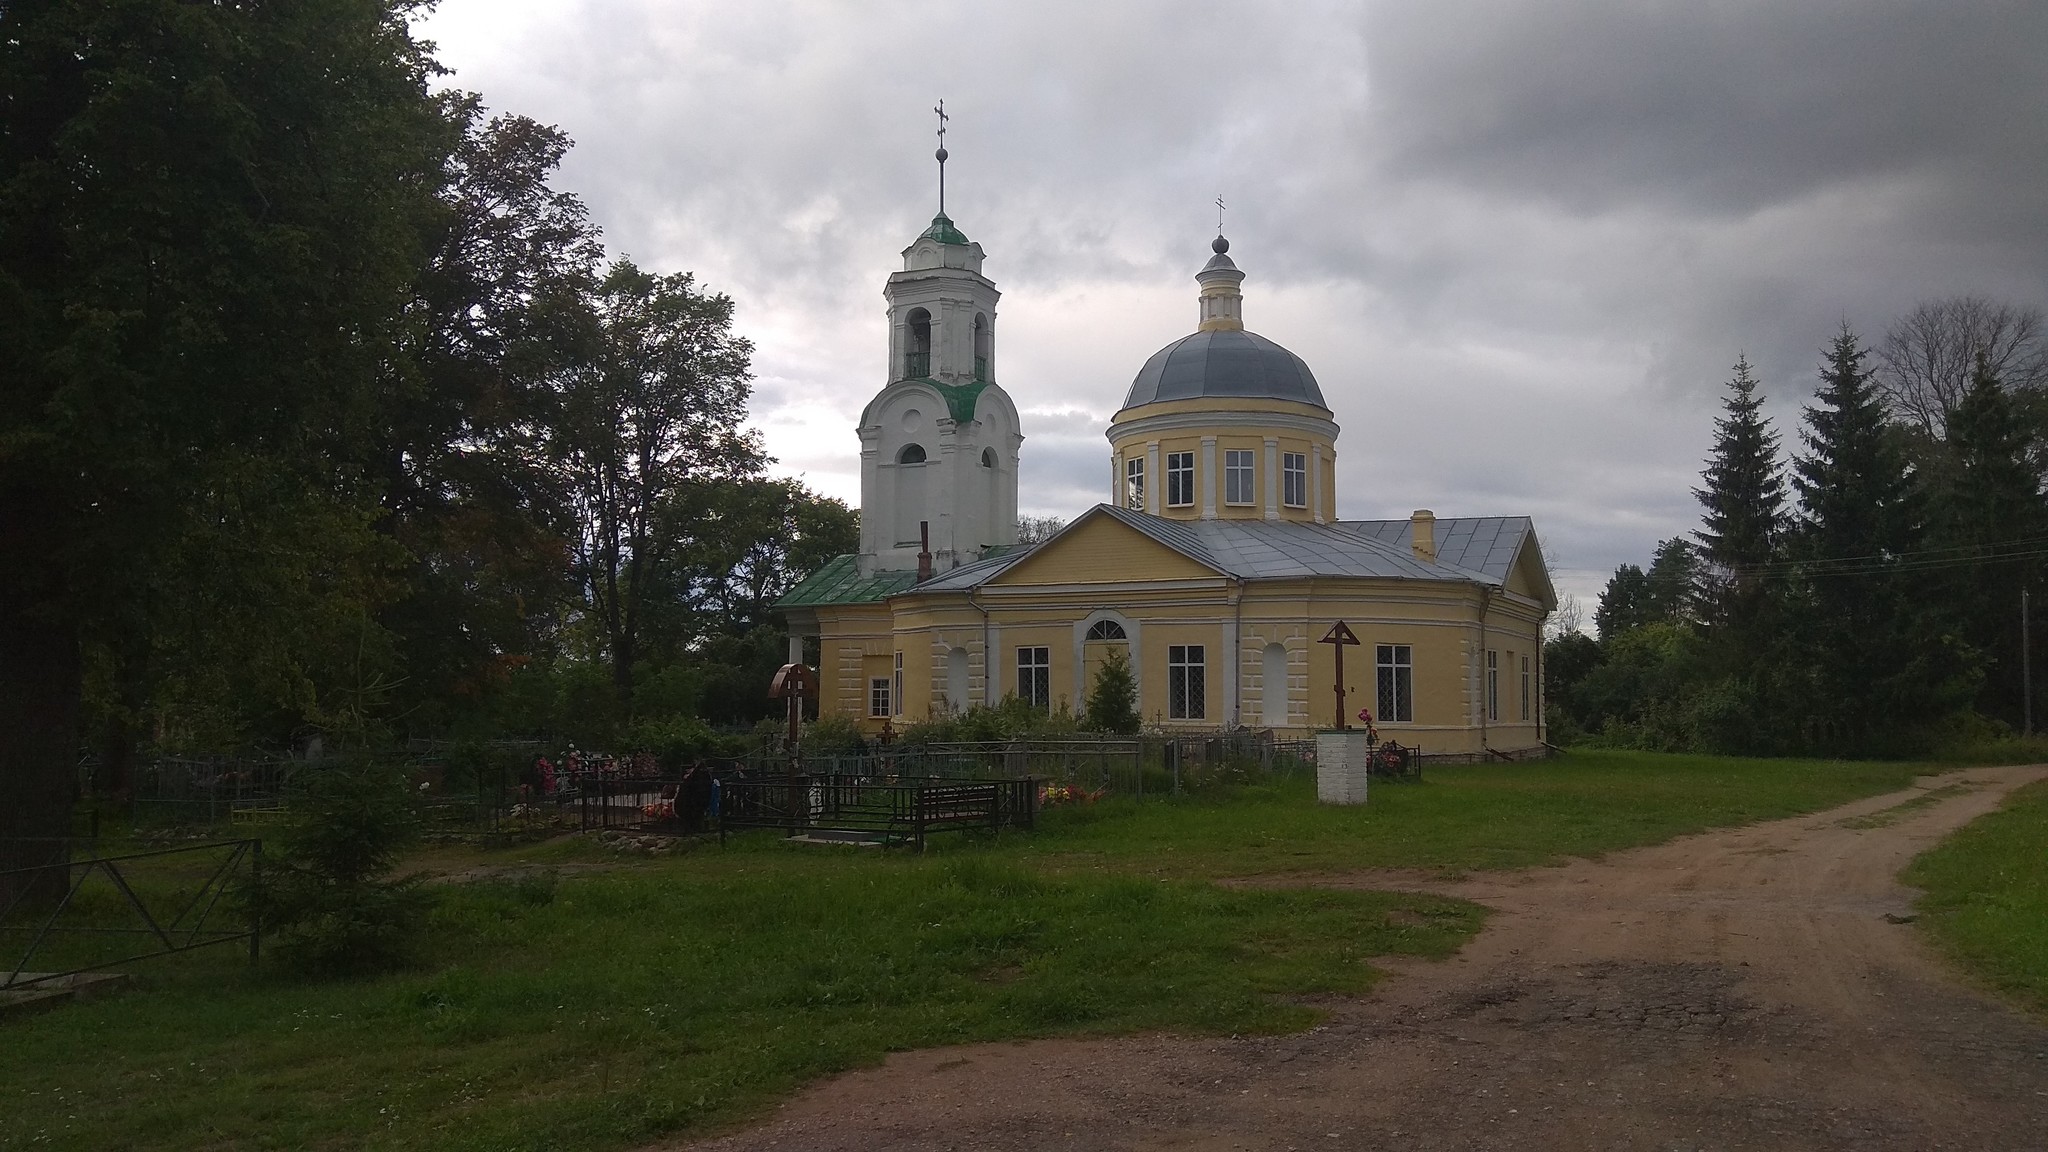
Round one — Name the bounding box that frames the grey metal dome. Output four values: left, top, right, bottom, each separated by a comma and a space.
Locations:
1120, 329, 1328, 410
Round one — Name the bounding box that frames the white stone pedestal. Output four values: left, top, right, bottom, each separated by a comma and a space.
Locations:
1315, 730, 1370, 805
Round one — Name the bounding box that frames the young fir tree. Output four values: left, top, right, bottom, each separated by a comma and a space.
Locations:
1933, 353, 2046, 726
1790, 325, 1969, 752
1693, 356, 1786, 642
1594, 563, 1653, 639
1081, 649, 1141, 734
1644, 537, 1701, 624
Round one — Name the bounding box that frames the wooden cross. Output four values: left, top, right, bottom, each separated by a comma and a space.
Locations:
1318, 621, 1360, 729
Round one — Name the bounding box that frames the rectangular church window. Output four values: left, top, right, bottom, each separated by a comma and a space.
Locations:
1125, 456, 1145, 509
1017, 646, 1050, 709
870, 677, 892, 718
1166, 451, 1195, 507
1376, 644, 1413, 722
1282, 452, 1307, 507
1168, 644, 1206, 720
1225, 450, 1256, 505
894, 651, 904, 717
1520, 653, 1532, 721
1486, 649, 1500, 722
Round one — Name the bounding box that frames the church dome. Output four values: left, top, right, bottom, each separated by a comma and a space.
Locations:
1121, 328, 1328, 410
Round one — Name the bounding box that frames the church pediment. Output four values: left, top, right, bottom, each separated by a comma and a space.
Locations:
987, 507, 1222, 587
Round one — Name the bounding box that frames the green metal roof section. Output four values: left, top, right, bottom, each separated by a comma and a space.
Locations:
775, 554, 917, 609
920, 212, 970, 245
914, 377, 991, 424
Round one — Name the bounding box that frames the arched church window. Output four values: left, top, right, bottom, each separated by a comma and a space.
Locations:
906, 308, 931, 379
1085, 620, 1127, 641
980, 448, 996, 469
898, 444, 927, 465
973, 313, 991, 381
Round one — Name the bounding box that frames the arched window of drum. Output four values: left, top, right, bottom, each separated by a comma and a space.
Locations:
972, 313, 991, 380
980, 447, 996, 469
905, 308, 932, 378
897, 444, 927, 464
1085, 620, 1127, 641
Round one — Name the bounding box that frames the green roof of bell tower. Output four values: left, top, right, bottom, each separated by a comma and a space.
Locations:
920, 213, 970, 246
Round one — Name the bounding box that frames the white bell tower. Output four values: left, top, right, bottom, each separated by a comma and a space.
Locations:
856, 110, 1020, 578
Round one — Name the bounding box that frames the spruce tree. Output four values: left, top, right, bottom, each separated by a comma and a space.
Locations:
1594, 564, 1652, 639
1934, 354, 2046, 725
1082, 649, 1140, 734
1790, 325, 1969, 752
1644, 537, 1701, 624
1693, 356, 1786, 644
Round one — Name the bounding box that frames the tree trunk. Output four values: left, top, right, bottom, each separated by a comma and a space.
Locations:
0, 481, 83, 912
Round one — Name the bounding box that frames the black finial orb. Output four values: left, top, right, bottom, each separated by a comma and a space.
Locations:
1212, 234, 1230, 254
935, 146, 949, 163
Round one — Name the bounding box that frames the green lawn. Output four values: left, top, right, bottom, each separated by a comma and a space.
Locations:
0, 749, 1933, 1151
1904, 778, 2048, 1019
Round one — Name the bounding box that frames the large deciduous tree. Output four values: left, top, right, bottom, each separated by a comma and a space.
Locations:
1875, 296, 2046, 441
0, 1, 446, 884
555, 260, 760, 710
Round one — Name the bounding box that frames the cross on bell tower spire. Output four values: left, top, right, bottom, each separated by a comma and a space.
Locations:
934, 99, 950, 216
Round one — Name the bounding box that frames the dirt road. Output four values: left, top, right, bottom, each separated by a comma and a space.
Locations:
675, 765, 2048, 1151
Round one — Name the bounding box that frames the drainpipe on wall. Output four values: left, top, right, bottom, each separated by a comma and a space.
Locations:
969, 585, 991, 706
1477, 584, 1495, 755
1229, 576, 1246, 728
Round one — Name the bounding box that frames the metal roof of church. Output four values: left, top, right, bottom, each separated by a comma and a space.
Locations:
776, 511, 1535, 610
1119, 329, 1328, 410
1334, 516, 1535, 584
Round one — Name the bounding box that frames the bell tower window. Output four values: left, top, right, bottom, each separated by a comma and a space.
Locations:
898, 444, 927, 465
973, 313, 991, 381
905, 308, 931, 379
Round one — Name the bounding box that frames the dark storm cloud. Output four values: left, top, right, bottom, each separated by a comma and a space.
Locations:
1364, 0, 2048, 221
420, 1, 2048, 611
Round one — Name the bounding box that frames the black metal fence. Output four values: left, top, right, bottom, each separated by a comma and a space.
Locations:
719, 775, 1039, 850
1, 838, 261, 990
745, 731, 1317, 798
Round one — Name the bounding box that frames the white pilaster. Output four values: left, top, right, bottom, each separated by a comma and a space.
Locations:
1312, 444, 1325, 523
1263, 436, 1280, 520
1145, 441, 1161, 515
1200, 436, 1218, 519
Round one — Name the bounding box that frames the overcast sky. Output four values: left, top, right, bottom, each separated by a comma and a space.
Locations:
416, 0, 2047, 611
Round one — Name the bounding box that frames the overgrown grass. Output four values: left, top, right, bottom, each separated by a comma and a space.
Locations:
0, 853, 1476, 1151
1011, 748, 1933, 877
1904, 778, 2048, 1019
0, 747, 1935, 1151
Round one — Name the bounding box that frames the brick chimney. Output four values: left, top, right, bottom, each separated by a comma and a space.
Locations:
916, 520, 934, 583
1409, 509, 1437, 563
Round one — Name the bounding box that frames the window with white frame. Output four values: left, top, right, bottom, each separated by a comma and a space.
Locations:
1519, 653, 1531, 721
869, 676, 891, 718
1017, 646, 1050, 709
1165, 451, 1195, 507
893, 651, 904, 717
1486, 649, 1500, 723
1282, 451, 1307, 507
1376, 644, 1413, 722
1224, 449, 1256, 505
1168, 644, 1206, 720
1125, 456, 1145, 509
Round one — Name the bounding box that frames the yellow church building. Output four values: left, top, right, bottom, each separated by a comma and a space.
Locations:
780, 205, 1556, 755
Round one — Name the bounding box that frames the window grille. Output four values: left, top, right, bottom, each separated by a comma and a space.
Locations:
1017, 646, 1050, 709
1376, 644, 1413, 722
1168, 644, 1206, 720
